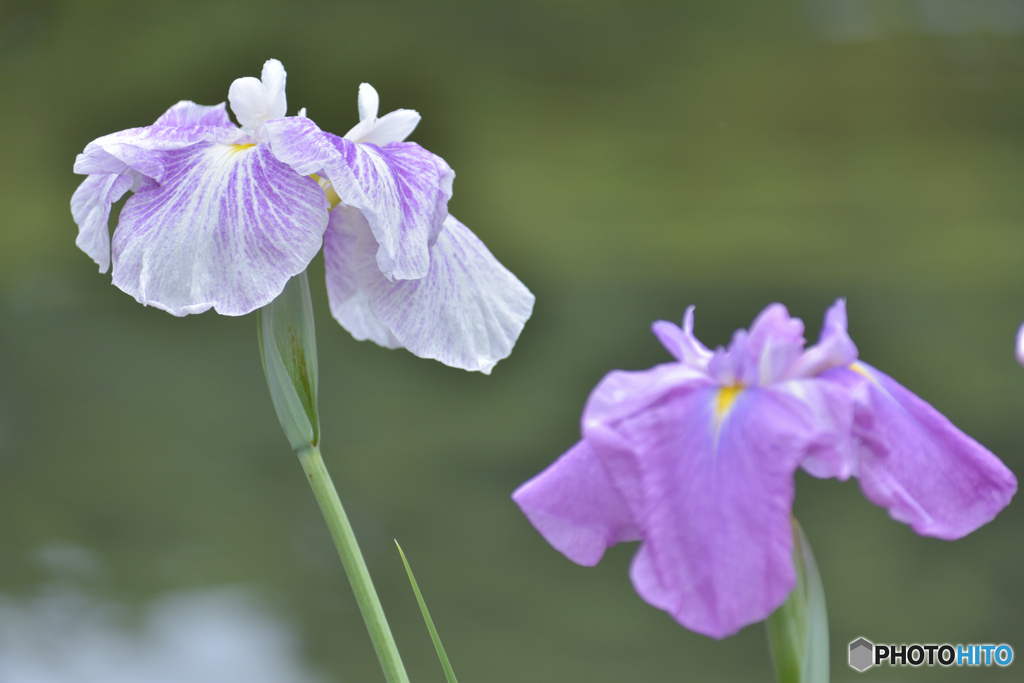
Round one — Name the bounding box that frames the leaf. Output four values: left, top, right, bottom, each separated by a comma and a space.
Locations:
766, 518, 830, 683
258, 271, 320, 451
395, 541, 458, 683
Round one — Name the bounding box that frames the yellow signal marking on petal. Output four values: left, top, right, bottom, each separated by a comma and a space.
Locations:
850, 362, 872, 379
715, 385, 743, 421
310, 173, 342, 209
229, 143, 256, 156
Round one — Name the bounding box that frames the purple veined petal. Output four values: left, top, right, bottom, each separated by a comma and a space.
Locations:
323, 206, 402, 348
263, 117, 454, 281
785, 298, 859, 380
587, 383, 832, 639
651, 306, 713, 369
824, 363, 1017, 540
71, 172, 134, 273
512, 440, 640, 567
346, 213, 534, 373
743, 303, 806, 386
111, 142, 329, 316
75, 101, 243, 181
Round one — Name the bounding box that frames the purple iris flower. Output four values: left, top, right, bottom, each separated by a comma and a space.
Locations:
513, 300, 1016, 639
72, 60, 533, 373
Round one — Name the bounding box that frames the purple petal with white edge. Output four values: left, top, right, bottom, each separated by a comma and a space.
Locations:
75, 101, 243, 181
652, 306, 713, 369
111, 142, 328, 316
323, 206, 401, 348
352, 214, 534, 373
786, 298, 858, 380
71, 172, 133, 272
587, 383, 836, 639
263, 117, 454, 280
824, 362, 1017, 539
513, 440, 640, 566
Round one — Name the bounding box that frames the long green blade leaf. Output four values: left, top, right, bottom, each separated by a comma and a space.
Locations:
395, 541, 458, 683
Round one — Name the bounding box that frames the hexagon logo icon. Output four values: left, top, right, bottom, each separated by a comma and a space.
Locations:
849, 637, 874, 672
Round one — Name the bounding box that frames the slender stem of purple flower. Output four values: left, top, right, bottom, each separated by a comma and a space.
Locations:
298, 445, 410, 683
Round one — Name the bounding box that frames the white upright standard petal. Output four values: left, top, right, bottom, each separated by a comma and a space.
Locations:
111, 143, 329, 316
330, 212, 535, 373
261, 59, 287, 120
228, 77, 269, 130
358, 83, 380, 122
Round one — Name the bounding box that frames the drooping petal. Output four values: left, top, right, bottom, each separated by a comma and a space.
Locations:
263, 117, 454, 280
824, 363, 1017, 539
71, 172, 134, 273
512, 440, 639, 566
786, 298, 858, 380
322, 206, 401, 348
651, 306, 713, 369
586, 383, 835, 639
341, 213, 534, 373
111, 142, 329, 316
75, 101, 242, 181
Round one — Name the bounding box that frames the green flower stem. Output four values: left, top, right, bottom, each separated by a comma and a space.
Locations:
297, 445, 410, 683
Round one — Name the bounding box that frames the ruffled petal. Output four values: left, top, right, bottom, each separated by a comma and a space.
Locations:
651, 306, 713, 369
586, 383, 833, 639
341, 213, 534, 373
111, 142, 329, 316
75, 101, 242, 181
512, 440, 639, 566
322, 207, 401, 348
71, 172, 133, 273
263, 118, 453, 281
786, 298, 858, 380
825, 363, 1017, 539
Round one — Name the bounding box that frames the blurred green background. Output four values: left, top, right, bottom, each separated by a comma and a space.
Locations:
1, 0, 1023, 680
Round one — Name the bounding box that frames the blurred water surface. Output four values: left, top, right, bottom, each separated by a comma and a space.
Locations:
1, 1, 1022, 681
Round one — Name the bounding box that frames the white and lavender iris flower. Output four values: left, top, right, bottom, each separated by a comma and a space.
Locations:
72, 59, 329, 317
513, 300, 1016, 639
263, 83, 534, 373
72, 61, 533, 373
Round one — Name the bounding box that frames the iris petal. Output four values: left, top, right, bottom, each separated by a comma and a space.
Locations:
328, 211, 534, 373
71, 172, 134, 273
587, 384, 824, 639
825, 363, 1017, 539
512, 440, 639, 566
263, 117, 453, 281
111, 143, 329, 316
